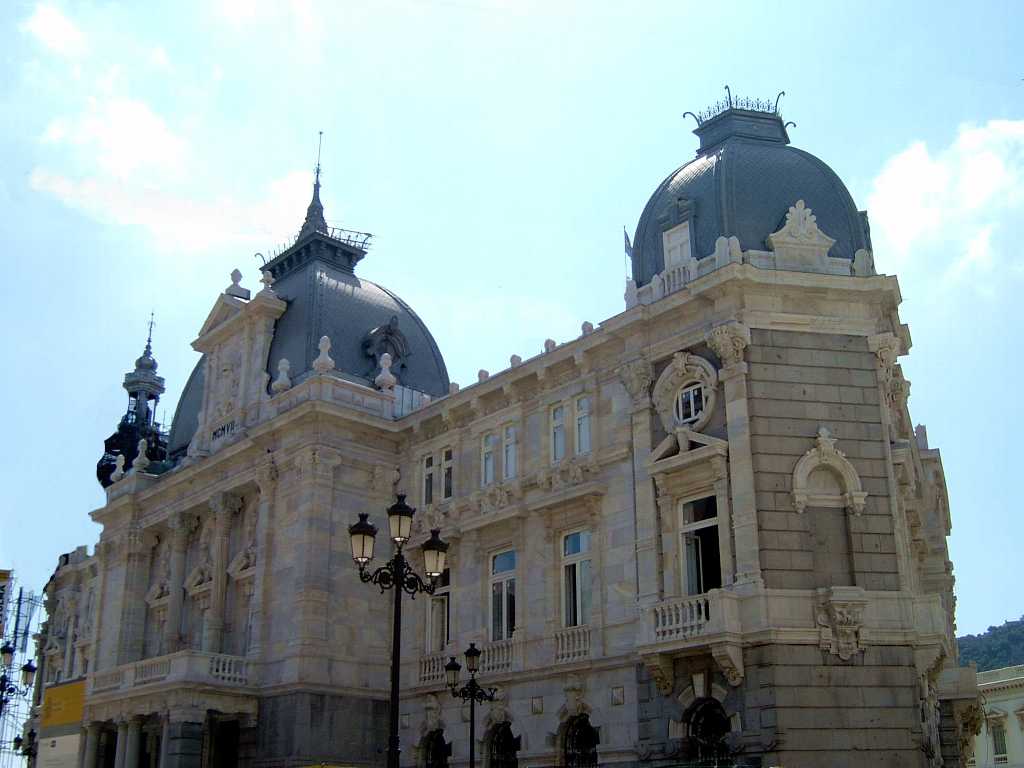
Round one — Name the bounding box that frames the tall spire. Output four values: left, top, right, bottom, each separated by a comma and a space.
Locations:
298, 131, 328, 238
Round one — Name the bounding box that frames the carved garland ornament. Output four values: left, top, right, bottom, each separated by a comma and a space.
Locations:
651, 352, 718, 434
792, 427, 867, 515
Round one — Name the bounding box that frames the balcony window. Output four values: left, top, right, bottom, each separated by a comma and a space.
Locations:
442, 447, 454, 499
562, 531, 592, 627
503, 425, 518, 480
427, 568, 451, 652
490, 550, 516, 642
551, 406, 566, 463
993, 723, 1008, 764
680, 497, 721, 596
482, 433, 497, 487
575, 396, 592, 455
422, 455, 434, 506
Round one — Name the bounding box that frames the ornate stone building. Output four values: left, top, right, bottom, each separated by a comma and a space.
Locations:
39, 100, 980, 768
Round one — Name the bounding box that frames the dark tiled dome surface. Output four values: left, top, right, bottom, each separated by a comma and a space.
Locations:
631, 110, 869, 287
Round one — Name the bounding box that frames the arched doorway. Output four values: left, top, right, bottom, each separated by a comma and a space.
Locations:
485, 721, 520, 768
422, 729, 450, 768
687, 697, 730, 759
562, 714, 599, 768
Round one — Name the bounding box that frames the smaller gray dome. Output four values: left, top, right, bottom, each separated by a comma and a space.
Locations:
631, 108, 870, 287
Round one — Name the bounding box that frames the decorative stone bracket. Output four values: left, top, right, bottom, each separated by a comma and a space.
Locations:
816, 586, 868, 661
711, 642, 744, 686
792, 427, 867, 515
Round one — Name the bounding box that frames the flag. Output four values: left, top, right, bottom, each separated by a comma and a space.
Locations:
623, 227, 633, 259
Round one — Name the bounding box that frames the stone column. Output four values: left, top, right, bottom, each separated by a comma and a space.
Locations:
124, 718, 142, 768
204, 492, 239, 653
82, 722, 101, 768
248, 462, 277, 660
163, 720, 204, 768
118, 527, 153, 664
706, 322, 762, 589
291, 447, 341, 658
617, 359, 660, 607
113, 720, 129, 768
868, 332, 912, 592
163, 514, 189, 653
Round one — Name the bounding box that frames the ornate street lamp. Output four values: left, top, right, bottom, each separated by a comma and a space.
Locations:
0, 654, 35, 716
349, 494, 449, 768
0, 643, 13, 669
446, 643, 497, 768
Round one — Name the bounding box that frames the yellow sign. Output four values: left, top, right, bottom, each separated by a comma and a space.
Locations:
40, 680, 86, 730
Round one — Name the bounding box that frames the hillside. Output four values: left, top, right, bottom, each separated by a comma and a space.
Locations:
959, 616, 1024, 672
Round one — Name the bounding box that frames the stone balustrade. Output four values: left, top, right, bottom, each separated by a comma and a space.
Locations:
419, 651, 447, 685
480, 637, 519, 675
650, 593, 713, 642
554, 626, 591, 664
88, 650, 251, 695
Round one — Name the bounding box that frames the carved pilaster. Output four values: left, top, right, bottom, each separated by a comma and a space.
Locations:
705, 321, 751, 370
163, 512, 190, 653
704, 321, 760, 588
616, 358, 654, 410
204, 492, 241, 652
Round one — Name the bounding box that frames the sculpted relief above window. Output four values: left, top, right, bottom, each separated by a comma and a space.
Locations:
651, 352, 719, 435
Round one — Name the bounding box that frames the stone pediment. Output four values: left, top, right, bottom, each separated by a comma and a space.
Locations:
195, 295, 245, 343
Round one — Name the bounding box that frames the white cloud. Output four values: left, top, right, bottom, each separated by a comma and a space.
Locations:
21, 5, 87, 58
29, 168, 311, 252
149, 46, 171, 71
867, 120, 1024, 286
41, 97, 189, 182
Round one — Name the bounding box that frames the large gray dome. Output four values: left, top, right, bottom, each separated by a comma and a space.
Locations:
168, 177, 449, 457
631, 108, 870, 287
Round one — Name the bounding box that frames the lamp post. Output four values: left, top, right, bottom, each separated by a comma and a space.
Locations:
349, 494, 449, 768
0, 641, 36, 715
445, 643, 496, 768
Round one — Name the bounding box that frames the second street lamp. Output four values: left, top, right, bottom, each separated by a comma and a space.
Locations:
349, 495, 449, 768
446, 643, 497, 768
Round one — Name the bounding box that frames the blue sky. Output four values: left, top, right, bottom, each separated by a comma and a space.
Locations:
0, 0, 1020, 638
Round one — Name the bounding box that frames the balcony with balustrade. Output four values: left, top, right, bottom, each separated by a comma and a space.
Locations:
638, 589, 741, 656
417, 635, 523, 687
88, 650, 253, 699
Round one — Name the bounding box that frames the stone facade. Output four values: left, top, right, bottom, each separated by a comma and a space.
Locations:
32, 104, 979, 768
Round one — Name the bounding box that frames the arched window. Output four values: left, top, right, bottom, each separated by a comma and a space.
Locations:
687, 698, 730, 759
563, 714, 599, 768
486, 721, 520, 768
422, 729, 450, 768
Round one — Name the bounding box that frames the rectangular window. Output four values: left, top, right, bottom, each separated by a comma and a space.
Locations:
551, 405, 566, 463
993, 723, 1008, 763
680, 497, 722, 596
481, 433, 497, 487
490, 550, 517, 641
675, 383, 705, 426
428, 568, 451, 652
503, 425, 518, 480
575, 396, 592, 455
562, 531, 592, 627
422, 455, 434, 506
442, 447, 453, 499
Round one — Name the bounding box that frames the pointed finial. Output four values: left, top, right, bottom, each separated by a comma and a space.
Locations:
260, 270, 275, 292
271, 358, 292, 393
111, 454, 126, 482
375, 352, 397, 391
313, 335, 335, 374
146, 312, 155, 354
299, 133, 329, 238
132, 438, 150, 473
225, 268, 251, 299
315, 130, 323, 187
